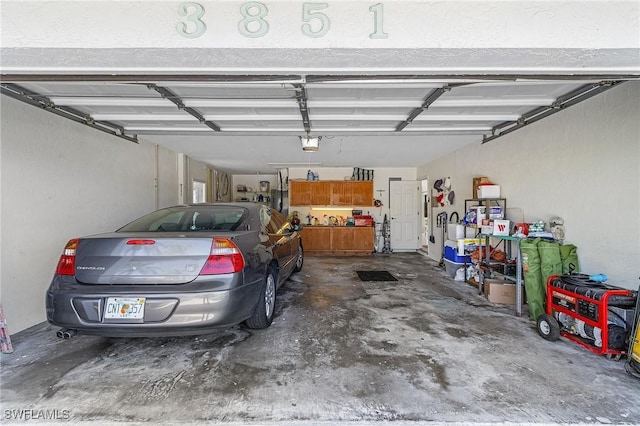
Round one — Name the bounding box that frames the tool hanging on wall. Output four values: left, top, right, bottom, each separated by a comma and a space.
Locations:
437, 212, 448, 268
428, 193, 436, 243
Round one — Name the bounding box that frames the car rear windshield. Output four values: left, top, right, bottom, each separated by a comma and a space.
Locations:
117, 206, 247, 232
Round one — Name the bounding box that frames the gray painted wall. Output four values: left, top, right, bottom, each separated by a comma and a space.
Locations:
419, 82, 640, 290
0, 96, 179, 333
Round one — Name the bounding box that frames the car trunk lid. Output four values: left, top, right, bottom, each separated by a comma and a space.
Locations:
74, 234, 227, 285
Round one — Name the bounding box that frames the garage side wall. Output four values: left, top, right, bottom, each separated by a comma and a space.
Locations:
418, 82, 640, 290
0, 96, 179, 333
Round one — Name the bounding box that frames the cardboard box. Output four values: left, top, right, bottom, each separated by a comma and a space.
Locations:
473, 177, 490, 198
492, 219, 511, 236
481, 225, 494, 235
478, 185, 501, 198
471, 206, 504, 224
483, 279, 523, 304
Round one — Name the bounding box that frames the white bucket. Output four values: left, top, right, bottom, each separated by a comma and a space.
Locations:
447, 224, 465, 239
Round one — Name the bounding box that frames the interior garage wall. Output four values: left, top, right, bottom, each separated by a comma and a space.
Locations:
0, 95, 179, 333
157, 146, 180, 208
418, 82, 640, 290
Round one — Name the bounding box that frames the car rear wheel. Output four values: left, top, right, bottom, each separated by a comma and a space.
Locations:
293, 245, 304, 273
245, 267, 276, 329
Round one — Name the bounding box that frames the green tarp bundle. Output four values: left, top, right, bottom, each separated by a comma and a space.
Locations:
521, 239, 580, 321
521, 238, 545, 321
539, 240, 563, 288
559, 244, 580, 274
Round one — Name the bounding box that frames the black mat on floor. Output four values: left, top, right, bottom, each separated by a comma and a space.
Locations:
356, 270, 398, 282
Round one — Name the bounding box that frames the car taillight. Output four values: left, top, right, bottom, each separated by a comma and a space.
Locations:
200, 238, 245, 275
55, 239, 79, 275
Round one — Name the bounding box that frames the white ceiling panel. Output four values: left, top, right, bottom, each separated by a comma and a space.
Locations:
0, 75, 628, 173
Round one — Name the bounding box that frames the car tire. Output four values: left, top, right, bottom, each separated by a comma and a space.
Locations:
245, 267, 276, 329
536, 313, 561, 341
293, 244, 304, 273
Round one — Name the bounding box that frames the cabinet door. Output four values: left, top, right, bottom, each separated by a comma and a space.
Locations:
352, 181, 373, 206
331, 227, 374, 252
301, 227, 332, 252
352, 227, 374, 251
310, 181, 331, 205
330, 181, 354, 205
290, 181, 311, 206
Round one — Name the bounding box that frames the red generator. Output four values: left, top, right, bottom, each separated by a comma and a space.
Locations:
537, 274, 638, 360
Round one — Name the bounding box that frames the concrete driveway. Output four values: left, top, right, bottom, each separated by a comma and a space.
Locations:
1, 253, 639, 425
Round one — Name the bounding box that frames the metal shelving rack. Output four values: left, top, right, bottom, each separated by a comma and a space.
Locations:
478, 233, 525, 317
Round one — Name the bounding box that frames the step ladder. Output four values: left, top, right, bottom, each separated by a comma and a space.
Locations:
0, 305, 14, 353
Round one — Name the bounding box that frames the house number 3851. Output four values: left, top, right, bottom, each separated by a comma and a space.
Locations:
176, 2, 389, 39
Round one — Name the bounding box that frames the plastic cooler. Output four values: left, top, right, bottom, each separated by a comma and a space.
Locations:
444, 246, 471, 263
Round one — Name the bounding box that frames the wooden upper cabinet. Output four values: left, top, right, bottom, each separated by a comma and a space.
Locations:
290, 180, 373, 206
310, 181, 331, 205
330, 181, 354, 205
351, 181, 373, 206
289, 180, 311, 206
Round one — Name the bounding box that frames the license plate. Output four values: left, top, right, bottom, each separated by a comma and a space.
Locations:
104, 297, 145, 320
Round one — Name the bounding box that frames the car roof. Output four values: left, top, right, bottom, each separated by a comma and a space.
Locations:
177, 202, 265, 214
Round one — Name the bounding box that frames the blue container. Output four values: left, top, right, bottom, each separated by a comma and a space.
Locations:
444, 246, 471, 263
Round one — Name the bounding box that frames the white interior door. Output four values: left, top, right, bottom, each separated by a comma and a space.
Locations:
390, 180, 420, 251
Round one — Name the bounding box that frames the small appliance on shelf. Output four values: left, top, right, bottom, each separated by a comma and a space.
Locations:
354, 215, 374, 226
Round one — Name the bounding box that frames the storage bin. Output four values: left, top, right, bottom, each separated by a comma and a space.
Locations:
444, 246, 471, 263
443, 258, 466, 278
478, 185, 500, 198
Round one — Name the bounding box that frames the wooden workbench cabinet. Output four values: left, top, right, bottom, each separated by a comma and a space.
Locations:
301, 226, 374, 255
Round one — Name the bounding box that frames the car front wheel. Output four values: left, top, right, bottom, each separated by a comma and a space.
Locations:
245, 267, 276, 329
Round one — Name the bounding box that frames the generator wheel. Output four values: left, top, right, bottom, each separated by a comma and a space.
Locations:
537, 314, 561, 341
605, 354, 622, 361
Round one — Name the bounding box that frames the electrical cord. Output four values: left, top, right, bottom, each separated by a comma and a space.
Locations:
559, 274, 638, 307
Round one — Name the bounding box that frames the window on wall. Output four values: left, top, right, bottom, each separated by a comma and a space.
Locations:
193, 181, 206, 203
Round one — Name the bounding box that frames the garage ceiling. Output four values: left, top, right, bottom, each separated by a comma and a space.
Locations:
0, 76, 625, 174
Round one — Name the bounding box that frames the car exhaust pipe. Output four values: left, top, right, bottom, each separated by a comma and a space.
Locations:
56, 328, 77, 339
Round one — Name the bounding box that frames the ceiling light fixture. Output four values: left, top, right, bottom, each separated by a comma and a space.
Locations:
300, 135, 321, 152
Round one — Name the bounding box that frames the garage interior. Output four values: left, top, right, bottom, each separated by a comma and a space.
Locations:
1, 0, 640, 424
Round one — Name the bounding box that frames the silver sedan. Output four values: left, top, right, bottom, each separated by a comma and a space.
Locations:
46, 203, 304, 337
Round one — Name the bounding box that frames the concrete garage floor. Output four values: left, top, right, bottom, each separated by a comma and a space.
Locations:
1, 253, 639, 425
